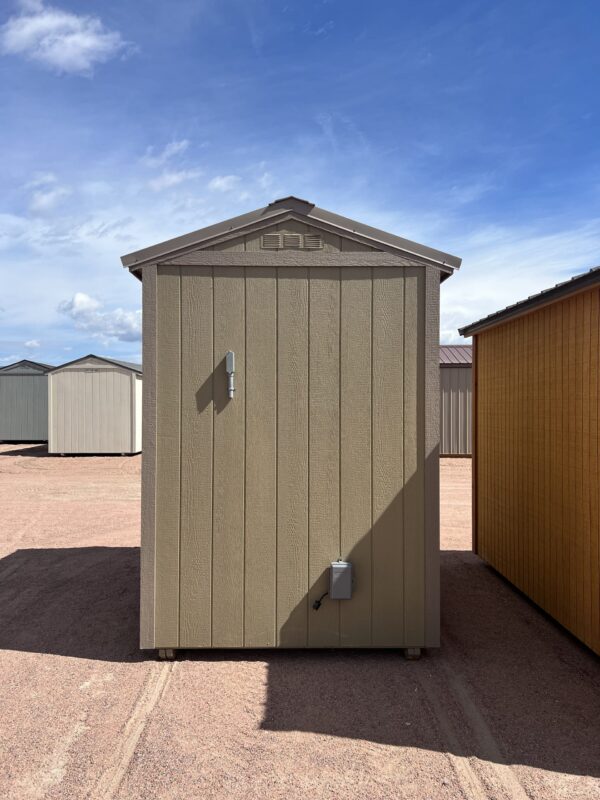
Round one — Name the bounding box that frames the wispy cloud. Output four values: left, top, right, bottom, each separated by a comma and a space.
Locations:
148, 169, 202, 192
0, 355, 19, 364
58, 292, 141, 343
0, 0, 134, 75
141, 139, 190, 168
208, 174, 241, 192
24, 339, 40, 348
29, 184, 70, 212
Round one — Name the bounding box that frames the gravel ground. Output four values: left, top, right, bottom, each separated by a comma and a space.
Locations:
0, 445, 599, 799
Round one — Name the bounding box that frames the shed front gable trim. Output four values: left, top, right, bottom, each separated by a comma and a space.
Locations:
121, 198, 462, 280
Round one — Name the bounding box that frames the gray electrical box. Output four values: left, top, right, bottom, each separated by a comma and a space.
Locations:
330, 561, 352, 600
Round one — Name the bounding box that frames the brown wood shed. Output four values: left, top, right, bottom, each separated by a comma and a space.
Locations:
122, 196, 461, 656
461, 267, 600, 655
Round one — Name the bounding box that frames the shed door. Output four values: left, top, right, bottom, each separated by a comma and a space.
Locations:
163, 265, 425, 648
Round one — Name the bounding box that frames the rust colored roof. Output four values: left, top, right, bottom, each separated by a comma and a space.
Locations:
439, 345, 472, 366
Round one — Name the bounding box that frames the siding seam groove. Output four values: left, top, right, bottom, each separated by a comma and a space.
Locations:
370, 267, 374, 647
307, 267, 311, 647
210, 266, 215, 648
177, 267, 182, 648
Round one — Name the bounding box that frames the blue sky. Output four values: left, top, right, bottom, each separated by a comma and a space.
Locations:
1, 0, 599, 365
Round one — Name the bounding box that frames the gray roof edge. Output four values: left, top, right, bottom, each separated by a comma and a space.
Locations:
49, 354, 142, 374
0, 359, 54, 373
460, 266, 600, 337
121, 197, 462, 273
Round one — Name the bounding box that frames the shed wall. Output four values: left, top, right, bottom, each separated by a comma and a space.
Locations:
440, 366, 472, 455
475, 286, 600, 654
143, 263, 440, 649
49, 364, 138, 454
0, 373, 48, 441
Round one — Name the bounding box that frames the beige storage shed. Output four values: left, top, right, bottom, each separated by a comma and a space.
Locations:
122, 196, 461, 657
461, 267, 600, 655
0, 359, 53, 442
48, 355, 142, 455
440, 345, 472, 456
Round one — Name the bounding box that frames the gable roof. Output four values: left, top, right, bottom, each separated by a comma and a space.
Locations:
460, 266, 600, 337
121, 196, 462, 279
440, 345, 472, 365
0, 359, 53, 374
49, 354, 142, 374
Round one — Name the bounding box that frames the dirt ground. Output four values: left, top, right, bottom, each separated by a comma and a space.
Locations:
0, 446, 598, 800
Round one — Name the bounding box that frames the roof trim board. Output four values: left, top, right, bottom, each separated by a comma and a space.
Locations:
48, 354, 142, 374
460, 266, 600, 337
121, 197, 462, 278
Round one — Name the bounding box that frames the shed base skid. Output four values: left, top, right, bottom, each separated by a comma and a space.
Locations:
158, 648, 176, 661
404, 648, 421, 660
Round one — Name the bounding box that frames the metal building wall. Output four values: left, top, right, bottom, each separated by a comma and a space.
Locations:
440, 366, 472, 455
0, 363, 49, 441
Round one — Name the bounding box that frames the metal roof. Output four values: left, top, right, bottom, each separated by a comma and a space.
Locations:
439, 345, 472, 366
0, 359, 54, 373
121, 196, 462, 278
460, 266, 600, 337
49, 355, 142, 374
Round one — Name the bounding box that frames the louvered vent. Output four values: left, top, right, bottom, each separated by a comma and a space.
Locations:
282, 233, 302, 249
303, 234, 323, 250
262, 232, 281, 249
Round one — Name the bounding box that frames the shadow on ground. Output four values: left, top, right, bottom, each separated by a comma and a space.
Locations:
0, 444, 49, 456
1, 545, 598, 777
0, 546, 143, 662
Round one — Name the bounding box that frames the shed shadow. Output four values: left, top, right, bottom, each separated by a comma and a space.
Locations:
0, 546, 144, 662
196, 356, 229, 415
0, 443, 49, 456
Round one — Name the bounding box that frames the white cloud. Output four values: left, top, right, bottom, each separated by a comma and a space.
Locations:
148, 169, 202, 192
25, 171, 57, 189
208, 175, 241, 192
0, 1, 133, 76
29, 184, 70, 212
24, 339, 40, 348
142, 139, 190, 168
58, 292, 141, 343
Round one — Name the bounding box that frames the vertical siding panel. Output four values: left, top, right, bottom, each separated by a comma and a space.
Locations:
403, 267, 425, 645
154, 267, 181, 648
308, 268, 340, 646
340, 269, 372, 646
590, 289, 600, 653
372, 268, 405, 646
140, 265, 157, 649
180, 266, 213, 647
581, 292, 591, 643
245, 267, 277, 647
277, 267, 309, 646
212, 267, 245, 647
568, 297, 577, 633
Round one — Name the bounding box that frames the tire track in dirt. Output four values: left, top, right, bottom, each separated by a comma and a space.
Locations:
89, 662, 174, 800
416, 657, 530, 800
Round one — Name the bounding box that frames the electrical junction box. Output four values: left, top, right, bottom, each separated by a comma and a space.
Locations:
330, 561, 352, 600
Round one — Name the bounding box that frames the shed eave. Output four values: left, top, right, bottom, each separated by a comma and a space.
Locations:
120, 198, 462, 276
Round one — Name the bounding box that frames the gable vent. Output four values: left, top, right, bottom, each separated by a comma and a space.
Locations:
261, 232, 281, 249
282, 233, 302, 249
303, 234, 323, 250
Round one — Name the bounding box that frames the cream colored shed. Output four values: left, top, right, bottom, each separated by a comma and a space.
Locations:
122, 196, 461, 656
0, 360, 53, 442
48, 355, 142, 455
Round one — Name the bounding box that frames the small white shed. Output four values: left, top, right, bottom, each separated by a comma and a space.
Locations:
48, 355, 142, 455
0, 359, 53, 442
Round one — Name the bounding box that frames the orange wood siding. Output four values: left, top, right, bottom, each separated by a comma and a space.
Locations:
475, 286, 600, 655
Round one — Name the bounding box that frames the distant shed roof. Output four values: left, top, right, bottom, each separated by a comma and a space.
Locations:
440, 345, 472, 366
460, 266, 600, 337
0, 359, 53, 373
49, 355, 142, 374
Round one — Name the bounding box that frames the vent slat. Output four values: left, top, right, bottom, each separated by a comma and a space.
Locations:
303, 234, 323, 250
282, 233, 302, 249
261, 233, 282, 249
